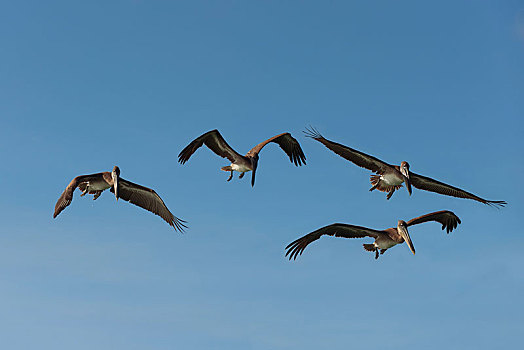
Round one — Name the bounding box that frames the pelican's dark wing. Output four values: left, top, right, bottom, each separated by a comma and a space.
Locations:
112, 178, 187, 232
53, 173, 106, 218
178, 129, 244, 164
406, 210, 461, 234
409, 172, 506, 207
304, 127, 390, 173
245, 133, 306, 166
285, 223, 382, 260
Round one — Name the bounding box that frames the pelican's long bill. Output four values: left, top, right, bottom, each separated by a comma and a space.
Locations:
398, 222, 415, 255
250, 156, 259, 187
403, 175, 412, 195
112, 171, 119, 201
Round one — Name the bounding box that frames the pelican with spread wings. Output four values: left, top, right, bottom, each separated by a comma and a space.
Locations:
305, 127, 505, 207
286, 210, 461, 260
178, 129, 306, 186
54, 166, 187, 232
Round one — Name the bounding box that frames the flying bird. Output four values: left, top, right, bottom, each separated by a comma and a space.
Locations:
305, 127, 506, 207
178, 129, 306, 186
53, 166, 187, 232
286, 210, 461, 260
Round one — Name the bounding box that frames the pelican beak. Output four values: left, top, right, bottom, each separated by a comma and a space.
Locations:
250, 157, 258, 187
400, 167, 412, 195
112, 172, 119, 201
399, 225, 415, 255
404, 175, 412, 195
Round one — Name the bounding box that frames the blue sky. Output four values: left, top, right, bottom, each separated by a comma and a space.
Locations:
1, 1, 523, 349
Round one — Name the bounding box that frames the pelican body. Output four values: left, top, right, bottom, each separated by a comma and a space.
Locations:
178, 129, 306, 186
369, 161, 411, 200
73, 171, 116, 200
305, 127, 506, 207
363, 221, 414, 258
54, 166, 187, 232
286, 210, 461, 260
222, 156, 257, 182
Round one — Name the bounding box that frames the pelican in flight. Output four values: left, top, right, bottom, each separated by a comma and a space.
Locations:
305, 127, 506, 207
54, 166, 187, 232
286, 210, 461, 260
178, 129, 306, 186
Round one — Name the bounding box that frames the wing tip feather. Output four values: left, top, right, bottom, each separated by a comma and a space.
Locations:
171, 216, 189, 233
303, 125, 323, 140
485, 200, 507, 208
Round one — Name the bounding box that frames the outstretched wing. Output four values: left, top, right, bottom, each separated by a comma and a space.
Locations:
112, 178, 187, 232
304, 126, 390, 173
285, 223, 382, 260
409, 172, 506, 208
178, 129, 244, 164
53, 173, 105, 218
246, 132, 306, 166
406, 210, 461, 234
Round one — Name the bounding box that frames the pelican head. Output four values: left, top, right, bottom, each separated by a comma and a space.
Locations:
112, 166, 120, 201
398, 220, 415, 255
400, 161, 412, 195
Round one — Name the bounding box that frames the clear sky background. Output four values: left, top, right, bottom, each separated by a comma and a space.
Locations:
1, 1, 523, 349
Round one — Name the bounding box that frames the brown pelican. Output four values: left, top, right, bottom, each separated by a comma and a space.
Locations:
178, 129, 306, 186
54, 166, 187, 232
286, 210, 461, 260
305, 127, 506, 207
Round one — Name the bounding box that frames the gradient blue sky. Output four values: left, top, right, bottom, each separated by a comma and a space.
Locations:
1, 1, 523, 349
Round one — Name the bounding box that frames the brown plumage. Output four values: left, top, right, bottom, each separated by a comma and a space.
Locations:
286, 210, 461, 260
408, 173, 505, 207
370, 174, 402, 194
53, 166, 187, 232
304, 127, 506, 207
178, 129, 306, 186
